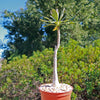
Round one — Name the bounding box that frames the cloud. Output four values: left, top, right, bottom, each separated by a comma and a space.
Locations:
0, 49, 3, 58
0, 25, 8, 41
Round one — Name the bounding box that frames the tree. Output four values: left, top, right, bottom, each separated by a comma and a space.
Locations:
2, 0, 100, 59
3, 4, 44, 58
41, 8, 74, 87
29, 0, 100, 46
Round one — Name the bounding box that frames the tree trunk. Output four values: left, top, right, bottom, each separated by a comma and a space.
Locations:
53, 27, 60, 87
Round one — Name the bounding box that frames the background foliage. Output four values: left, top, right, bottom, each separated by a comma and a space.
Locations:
0, 39, 100, 100
1, 0, 100, 100
2, 0, 100, 58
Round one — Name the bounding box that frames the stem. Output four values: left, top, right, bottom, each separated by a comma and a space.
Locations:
53, 27, 60, 87
57, 27, 60, 49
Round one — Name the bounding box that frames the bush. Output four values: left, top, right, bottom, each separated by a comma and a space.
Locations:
0, 39, 100, 100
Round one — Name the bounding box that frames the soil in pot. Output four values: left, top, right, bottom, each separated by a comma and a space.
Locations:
39, 83, 73, 100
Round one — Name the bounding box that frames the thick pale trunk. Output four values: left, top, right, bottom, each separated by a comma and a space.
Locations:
53, 27, 60, 87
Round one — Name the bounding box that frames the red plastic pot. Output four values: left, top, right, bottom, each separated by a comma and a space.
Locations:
39, 85, 73, 100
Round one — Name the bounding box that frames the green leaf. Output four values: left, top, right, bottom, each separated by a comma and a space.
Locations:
43, 16, 50, 20
67, 22, 75, 24
40, 19, 49, 23
59, 8, 65, 20
43, 24, 55, 27
51, 9, 58, 21
62, 19, 69, 23
6, 77, 12, 83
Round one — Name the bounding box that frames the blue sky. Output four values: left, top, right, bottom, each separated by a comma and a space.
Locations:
0, 0, 27, 58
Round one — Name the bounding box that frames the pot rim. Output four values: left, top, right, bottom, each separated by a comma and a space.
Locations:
39, 83, 73, 94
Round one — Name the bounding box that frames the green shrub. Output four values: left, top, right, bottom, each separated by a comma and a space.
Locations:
0, 39, 100, 100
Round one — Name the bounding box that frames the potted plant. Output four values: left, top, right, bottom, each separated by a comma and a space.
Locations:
39, 8, 73, 100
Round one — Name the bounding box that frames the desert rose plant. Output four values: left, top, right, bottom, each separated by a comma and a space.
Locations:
41, 8, 74, 87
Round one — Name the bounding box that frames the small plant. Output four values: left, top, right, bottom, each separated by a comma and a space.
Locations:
41, 8, 74, 87
39, 8, 74, 100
